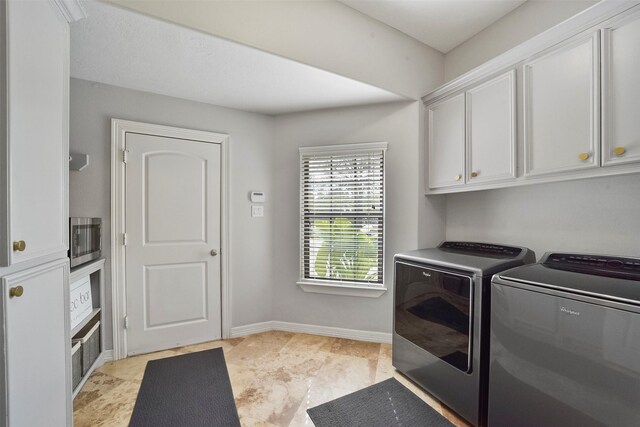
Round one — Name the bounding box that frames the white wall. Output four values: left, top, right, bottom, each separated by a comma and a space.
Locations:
446, 174, 640, 258
272, 101, 445, 334
443, 0, 597, 80
69, 78, 276, 349
108, 0, 444, 99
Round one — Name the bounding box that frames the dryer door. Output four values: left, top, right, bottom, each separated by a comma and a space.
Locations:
394, 260, 473, 372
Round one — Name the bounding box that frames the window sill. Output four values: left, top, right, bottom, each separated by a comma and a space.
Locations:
296, 280, 387, 298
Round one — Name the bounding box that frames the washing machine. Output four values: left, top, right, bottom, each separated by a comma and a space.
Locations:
393, 241, 535, 426
489, 252, 640, 426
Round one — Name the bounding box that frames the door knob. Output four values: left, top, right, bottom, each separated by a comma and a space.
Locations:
12, 240, 26, 252
9, 286, 24, 298
471, 171, 479, 178
454, 174, 462, 181
613, 147, 626, 156
210, 249, 218, 257
578, 153, 590, 161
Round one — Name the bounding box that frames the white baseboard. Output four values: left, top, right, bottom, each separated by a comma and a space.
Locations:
230, 320, 392, 344
229, 321, 274, 338
101, 349, 114, 363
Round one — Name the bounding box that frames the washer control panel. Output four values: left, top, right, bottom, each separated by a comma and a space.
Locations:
544, 253, 640, 280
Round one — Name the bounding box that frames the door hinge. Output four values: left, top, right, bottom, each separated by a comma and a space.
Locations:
122, 233, 128, 246
122, 149, 129, 164
124, 316, 129, 329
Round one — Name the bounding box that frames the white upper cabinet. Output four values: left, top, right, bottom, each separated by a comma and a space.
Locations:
523, 32, 600, 177
427, 93, 466, 189
602, 10, 640, 167
1, 0, 69, 267
466, 70, 516, 184
422, 3, 640, 194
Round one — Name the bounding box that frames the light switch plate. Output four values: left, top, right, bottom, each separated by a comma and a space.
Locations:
251, 205, 264, 217
250, 191, 266, 203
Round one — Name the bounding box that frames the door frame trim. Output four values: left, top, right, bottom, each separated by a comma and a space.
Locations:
110, 119, 230, 360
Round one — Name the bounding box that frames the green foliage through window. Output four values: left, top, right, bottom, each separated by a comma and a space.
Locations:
312, 218, 379, 282
300, 145, 385, 285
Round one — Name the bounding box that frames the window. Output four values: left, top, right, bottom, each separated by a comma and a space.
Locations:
299, 142, 386, 292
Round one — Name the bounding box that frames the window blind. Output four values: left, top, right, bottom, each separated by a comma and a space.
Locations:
300, 144, 385, 285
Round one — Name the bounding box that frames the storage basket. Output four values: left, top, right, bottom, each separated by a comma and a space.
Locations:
74, 319, 100, 375
71, 340, 82, 391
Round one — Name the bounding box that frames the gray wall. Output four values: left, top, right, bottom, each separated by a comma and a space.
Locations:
70, 79, 446, 344
272, 101, 445, 333
445, 174, 640, 258
443, 0, 597, 80
69, 78, 276, 349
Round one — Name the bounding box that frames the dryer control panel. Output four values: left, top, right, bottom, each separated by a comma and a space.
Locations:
439, 241, 523, 258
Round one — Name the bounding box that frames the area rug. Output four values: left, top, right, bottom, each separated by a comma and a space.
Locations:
129, 348, 241, 427
307, 378, 454, 427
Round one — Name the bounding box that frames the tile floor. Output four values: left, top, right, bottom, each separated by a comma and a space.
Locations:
74, 331, 469, 427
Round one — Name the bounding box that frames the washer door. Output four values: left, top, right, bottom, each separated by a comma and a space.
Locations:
490, 282, 640, 427
394, 260, 473, 372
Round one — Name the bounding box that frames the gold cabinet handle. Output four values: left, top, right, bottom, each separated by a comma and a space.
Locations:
578, 153, 590, 161
471, 171, 479, 178
9, 286, 24, 298
12, 240, 26, 252
613, 147, 626, 156
454, 174, 462, 181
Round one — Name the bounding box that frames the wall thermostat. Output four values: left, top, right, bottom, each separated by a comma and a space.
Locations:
250, 191, 265, 203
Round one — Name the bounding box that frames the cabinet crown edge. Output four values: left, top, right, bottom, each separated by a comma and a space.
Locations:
422, 0, 640, 106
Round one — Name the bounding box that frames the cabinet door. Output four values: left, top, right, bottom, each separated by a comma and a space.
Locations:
523, 32, 600, 177
427, 93, 466, 189
2, 0, 69, 266
466, 70, 517, 184
2, 259, 70, 426
602, 11, 640, 166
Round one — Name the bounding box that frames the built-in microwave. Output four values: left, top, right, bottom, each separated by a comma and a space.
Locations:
69, 217, 102, 268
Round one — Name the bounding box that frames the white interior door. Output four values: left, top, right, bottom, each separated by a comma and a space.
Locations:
125, 132, 221, 356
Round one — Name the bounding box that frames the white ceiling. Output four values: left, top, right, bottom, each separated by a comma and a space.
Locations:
70, 2, 406, 115
340, 0, 527, 53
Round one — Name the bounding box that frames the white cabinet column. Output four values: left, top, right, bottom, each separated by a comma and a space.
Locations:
0, 1, 85, 425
